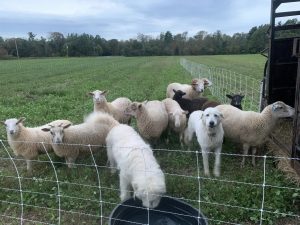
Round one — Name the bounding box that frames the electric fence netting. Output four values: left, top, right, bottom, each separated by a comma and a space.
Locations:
0, 139, 300, 225
180, 58, 262, 112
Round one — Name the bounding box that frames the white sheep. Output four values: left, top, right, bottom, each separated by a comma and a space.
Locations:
1, 118, 72, 174
184, 108, 224, 177
162, 98, 188, 147
88, 90, 132, 124
106, 124, 166, 208
124, 100, 168, 144
216, 101, 295, 167
166, 78, 212, 100
42, 112, 119, 168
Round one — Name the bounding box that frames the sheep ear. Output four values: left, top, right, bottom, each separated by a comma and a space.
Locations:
182, 92, 186, 96
191, 79, 198, 85
183, 110, 189, 115
173, 89, 177, 93
63, 123, 72, 129
0, 121, 5, 125
102, 90, 108, 95
138, 104, 143, 109
142, 100, 148, 105
226, 94, 232, 99
203, 78, 212, 87
88, 92, 94, 96
41, 128, 51, 132
17, 117, 26, 124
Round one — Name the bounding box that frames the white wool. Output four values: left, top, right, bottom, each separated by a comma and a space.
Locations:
89, 90, 131, 124
162, 98, 187, 146
125, 100, 168, 142
44, 112, 119, 168
216, 101, 295, 166
2, 118, 71, 174
166, 78, 212, 100
106, 124, 166, 208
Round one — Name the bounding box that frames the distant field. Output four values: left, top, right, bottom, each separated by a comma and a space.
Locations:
0, 56, 298, 225
186, 54, 266, 79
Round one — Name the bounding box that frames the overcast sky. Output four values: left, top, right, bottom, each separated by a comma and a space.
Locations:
1, 0, 300, 40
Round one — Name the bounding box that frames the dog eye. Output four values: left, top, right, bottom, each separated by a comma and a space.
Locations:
206, 114, 209, 117
214, 114, 218, 117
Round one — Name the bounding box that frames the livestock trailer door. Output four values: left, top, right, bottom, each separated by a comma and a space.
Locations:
263, 0, 300, 173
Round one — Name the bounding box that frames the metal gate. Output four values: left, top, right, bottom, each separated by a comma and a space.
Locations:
262, 0, 300, 173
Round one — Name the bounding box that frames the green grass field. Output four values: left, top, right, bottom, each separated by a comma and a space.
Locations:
0, 55, 299, 225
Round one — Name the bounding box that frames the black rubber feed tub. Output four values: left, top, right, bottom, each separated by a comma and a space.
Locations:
109, 196, 207, 225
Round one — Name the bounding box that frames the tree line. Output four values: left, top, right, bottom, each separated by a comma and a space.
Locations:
0, 19, 299, 58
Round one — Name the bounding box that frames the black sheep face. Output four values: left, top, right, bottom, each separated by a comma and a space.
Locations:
226, 94, 244, 109
173, 89, 186, 99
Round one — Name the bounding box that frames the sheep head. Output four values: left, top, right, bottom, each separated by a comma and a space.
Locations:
226, 93, 244, 110
124, 102, 144, 117
191, 78, 212, 93
271, 101, 295, 118
172, 89, 186, 100
2, 117, 25, 135
88, 90, 108, 104
42, 123, 72, 144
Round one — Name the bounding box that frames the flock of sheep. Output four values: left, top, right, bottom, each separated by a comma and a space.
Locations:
1, 77, 295, 208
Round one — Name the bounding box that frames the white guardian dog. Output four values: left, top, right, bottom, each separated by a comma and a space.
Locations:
106, 124, 166, 208
184, 107, 224, 177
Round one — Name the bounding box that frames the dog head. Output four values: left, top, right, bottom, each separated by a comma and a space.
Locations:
201, 107, 223, 129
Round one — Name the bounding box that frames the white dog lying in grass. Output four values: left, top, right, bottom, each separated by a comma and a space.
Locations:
106, 124, 166, 208
184, 107, 224, 177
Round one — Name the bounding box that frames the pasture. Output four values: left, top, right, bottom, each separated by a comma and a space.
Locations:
0, 55, 299, 225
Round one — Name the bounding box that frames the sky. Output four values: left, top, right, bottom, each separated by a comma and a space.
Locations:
1, 0, 300, 40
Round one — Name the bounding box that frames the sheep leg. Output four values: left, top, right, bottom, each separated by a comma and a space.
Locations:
184, 127, 193, 151
66, 156, 77, 168
201, 148, 210, 176
241, 144, 250, 168
26, 159, 33, 176
213, 147, 222, 177
119, 172, 131, 201
252, 147, 257, 167
179, 132, 184, 149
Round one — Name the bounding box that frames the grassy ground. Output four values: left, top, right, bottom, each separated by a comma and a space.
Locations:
0, 56, 299, 225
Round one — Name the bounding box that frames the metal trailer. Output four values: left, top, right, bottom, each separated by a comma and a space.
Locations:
261, 0, 300, 174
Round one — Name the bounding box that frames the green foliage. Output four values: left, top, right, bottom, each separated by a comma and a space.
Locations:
0, 56, 299, 225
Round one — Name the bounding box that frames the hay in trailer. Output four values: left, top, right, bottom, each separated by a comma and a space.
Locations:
266, 118, 300, 186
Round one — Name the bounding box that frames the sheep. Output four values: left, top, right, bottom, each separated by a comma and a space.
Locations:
172, 89, 208, 117
166, 78, 212, 100
42, 112, 119, 168
88, 90, 131, 124
106, 124, 166, 208
215, 101, 295, 167
226, 93, 244, 110
162, 98, 188, 146
124, 100, 168, 144
184, 108, 224, 177
1, 118, 72, 174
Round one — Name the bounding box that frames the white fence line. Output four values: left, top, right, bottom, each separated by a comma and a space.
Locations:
180, 58, 262, 112
0, 139, 299, 225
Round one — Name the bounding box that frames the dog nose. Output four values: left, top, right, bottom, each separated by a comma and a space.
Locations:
209, 121, 215, 127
